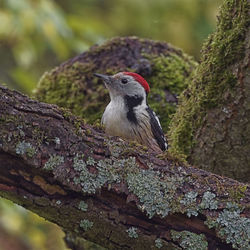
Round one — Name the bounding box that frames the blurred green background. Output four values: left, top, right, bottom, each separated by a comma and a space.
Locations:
0, 0, 222, 249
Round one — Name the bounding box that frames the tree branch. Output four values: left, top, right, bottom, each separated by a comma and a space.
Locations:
0, 85, 249, 249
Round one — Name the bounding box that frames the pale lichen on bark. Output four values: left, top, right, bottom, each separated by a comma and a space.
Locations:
0, 85, 249, 249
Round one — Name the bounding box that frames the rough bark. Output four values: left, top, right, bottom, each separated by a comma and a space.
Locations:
0, 85, 249, 250
169, 0, 250, 182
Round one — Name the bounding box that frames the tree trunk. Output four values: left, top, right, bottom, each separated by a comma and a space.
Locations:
0, 85, 249, 250
169, 0, 250, 182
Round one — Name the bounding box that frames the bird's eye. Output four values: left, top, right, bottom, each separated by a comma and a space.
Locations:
121, 78, 128, 84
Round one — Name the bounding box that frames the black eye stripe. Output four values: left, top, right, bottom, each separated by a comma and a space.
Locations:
121, 78, 128, 84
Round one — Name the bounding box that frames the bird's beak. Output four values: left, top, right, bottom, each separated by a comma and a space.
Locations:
94, 73, 112, 84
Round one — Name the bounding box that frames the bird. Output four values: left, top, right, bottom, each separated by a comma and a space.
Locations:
94, 72, 168, 152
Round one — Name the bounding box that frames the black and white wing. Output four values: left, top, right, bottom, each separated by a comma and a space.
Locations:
146, 107, 168, 151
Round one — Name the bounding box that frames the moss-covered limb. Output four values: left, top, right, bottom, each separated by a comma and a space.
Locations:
169, 0, 250, 182
0, 86, 249, 250
34, 36, 197, 132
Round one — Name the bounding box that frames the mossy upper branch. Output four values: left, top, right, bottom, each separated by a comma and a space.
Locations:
34, 36, 197, 132
0, 85, 249, 249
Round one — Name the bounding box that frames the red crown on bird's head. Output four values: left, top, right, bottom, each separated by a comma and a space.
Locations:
123, 72, 150, 94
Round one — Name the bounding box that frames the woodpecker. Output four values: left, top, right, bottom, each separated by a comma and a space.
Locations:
94, 72, 168, 152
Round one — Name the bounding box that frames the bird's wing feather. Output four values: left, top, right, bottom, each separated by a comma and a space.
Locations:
146, 107, 168, 151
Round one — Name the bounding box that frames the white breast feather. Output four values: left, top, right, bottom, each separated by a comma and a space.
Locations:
102, 96, 165, 151
102, 97, 135, 139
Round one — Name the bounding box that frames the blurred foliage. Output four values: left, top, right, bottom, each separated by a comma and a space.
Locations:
0, 0, 222, 94
0, 0, 222, 249
0, 198, 68, 250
